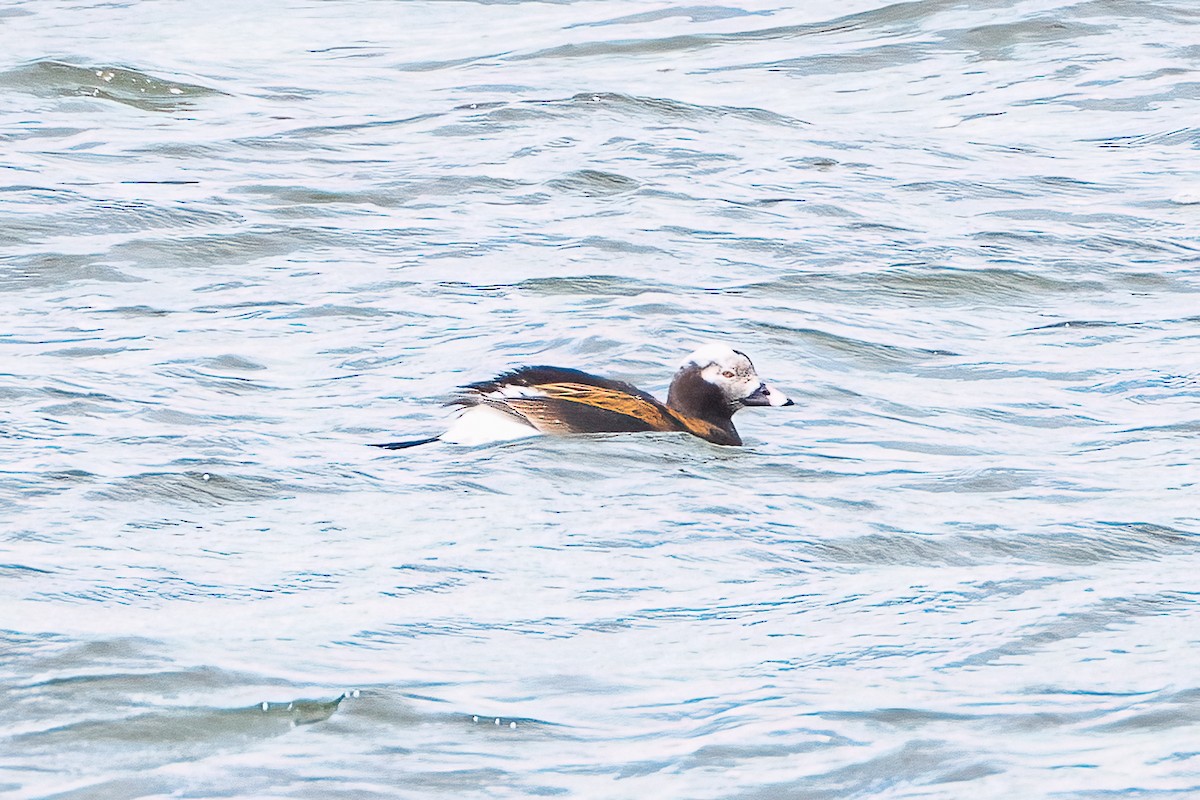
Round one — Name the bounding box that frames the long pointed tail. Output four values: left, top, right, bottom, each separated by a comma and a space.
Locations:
369, 436, 441, 450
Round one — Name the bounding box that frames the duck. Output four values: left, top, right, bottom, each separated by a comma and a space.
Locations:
372, 343, 793, 449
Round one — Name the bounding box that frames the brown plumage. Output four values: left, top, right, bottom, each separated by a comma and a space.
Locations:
473, 378, 736, 443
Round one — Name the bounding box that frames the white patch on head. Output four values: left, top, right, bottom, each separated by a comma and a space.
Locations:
681, 343, 742, 371
683, 343, 760, 401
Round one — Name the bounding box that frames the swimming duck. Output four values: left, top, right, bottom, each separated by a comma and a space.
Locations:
372, 343, 793, 449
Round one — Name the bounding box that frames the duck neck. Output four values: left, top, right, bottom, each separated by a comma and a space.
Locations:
667, 369, 740, 445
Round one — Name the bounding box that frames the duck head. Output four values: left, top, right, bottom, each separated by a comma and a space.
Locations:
667, 344, 793, 429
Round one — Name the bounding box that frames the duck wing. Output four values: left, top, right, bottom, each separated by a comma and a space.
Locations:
494, 386, 739, 442
464, 366, 658, 402
460, 367, 681, 435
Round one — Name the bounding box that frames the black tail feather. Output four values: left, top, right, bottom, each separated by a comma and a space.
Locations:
369, 436, 441, 450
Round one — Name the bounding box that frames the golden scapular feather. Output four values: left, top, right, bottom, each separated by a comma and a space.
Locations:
534, 382, 679, 429
530, 382, 730, 442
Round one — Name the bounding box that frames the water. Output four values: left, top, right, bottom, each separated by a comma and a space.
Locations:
2, 0, 1198, 797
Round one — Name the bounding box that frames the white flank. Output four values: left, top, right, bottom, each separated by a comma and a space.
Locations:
440, 405, 540, 446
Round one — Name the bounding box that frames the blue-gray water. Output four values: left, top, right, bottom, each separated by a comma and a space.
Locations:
2, 1, 1198, 797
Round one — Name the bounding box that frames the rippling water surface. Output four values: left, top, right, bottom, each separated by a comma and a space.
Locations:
2, 1, 1198, 797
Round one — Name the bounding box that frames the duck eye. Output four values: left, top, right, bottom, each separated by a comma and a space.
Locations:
722, 370, 735, 379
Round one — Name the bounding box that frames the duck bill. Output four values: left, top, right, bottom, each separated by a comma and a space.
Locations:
742, 382, 793, 407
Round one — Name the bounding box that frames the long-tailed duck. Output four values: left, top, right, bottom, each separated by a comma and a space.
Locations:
373, 343, 792, 449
